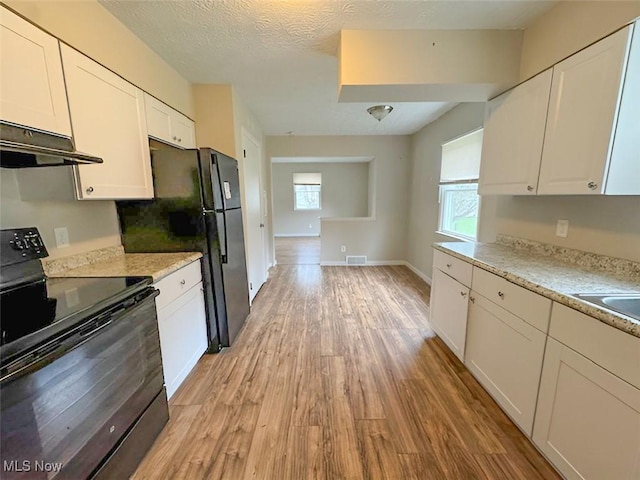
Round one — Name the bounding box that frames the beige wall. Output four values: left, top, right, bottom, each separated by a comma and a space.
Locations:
0, 168, 121, 259
1, 0, 194, 259
520, 1, 640, 80
407, 103, 486, 278
5, 0, 194, 116
272, 162, 369, 236
266, 136, 412, 264
490, 0, 640, 262
192, 84, 236, 156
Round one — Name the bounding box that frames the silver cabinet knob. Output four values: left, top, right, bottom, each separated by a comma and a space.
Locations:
527, 185, 534, 192
498, 291, 505, 298
23, 129, 34, 138
446, 263, 452, 268
178, 138, 182, 142
172, 136, 177, 141
587, 181, 598, 190
469, 296, 475, 303
86, 187, 94, 194
460, 291, 467, 297
180, 279, 186, 286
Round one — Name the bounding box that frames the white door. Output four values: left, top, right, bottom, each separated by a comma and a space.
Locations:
241, 129, 267, 303
61, 44, 153, 200
0, 6, 71, 137
479, 69, 552, 195
429, 268, 469, 362
537, 26, 632, 195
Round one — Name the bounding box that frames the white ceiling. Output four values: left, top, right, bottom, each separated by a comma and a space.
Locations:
99, 0, 556, 136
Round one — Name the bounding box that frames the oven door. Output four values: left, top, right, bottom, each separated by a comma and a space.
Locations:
0, 288, 164, 479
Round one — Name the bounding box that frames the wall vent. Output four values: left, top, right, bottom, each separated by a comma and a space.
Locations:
346, 255, 367, 265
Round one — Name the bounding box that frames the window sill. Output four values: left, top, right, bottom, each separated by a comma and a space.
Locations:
436, 231, 476, 243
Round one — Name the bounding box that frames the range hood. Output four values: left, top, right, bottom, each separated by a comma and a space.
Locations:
0, 123, 102, 168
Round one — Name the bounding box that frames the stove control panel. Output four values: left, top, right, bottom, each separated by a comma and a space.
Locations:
1, 227, 49, 266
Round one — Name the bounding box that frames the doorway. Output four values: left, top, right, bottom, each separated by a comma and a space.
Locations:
275, 237, 321, 265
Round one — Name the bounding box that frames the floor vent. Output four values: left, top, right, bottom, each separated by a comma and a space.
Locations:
346, 255, 367, 266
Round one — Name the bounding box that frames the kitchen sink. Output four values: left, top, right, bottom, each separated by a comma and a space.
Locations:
574, 294, 640, 321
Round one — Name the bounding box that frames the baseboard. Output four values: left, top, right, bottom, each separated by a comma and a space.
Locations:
404, 262, 432, 285
320, 261, 345, 266
274, 234, 320, 238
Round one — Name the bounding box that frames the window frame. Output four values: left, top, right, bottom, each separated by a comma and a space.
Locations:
293, 183, 322, 211
437, 181, 480, 241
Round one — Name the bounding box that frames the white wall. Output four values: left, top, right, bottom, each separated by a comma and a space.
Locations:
0, 0, 194, 259
266, 136, 411, 264
272, 162, 369, 236
407, 103, 486, 278
0, 168, 120, 259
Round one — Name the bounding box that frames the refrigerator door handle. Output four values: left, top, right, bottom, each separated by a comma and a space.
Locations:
217, 211, 228, 264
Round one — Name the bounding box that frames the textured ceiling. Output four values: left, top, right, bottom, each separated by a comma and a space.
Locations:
99, 0, 556, 136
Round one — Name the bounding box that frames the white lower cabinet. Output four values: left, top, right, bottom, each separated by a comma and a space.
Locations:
429, 268, 469, 362
154, 261, 208, 399
465, 293, 547, 435
533, 307, 640, 480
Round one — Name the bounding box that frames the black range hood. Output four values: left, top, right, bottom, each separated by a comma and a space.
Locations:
0, 123, 102, 168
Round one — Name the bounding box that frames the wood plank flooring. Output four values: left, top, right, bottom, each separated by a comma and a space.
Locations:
275, 236, 321, 265
133, 265, 559, 480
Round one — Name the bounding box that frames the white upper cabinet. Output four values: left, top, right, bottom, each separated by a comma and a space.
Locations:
538, 24, 639, 195
144, 93, 196, 149
61, 45, 153, 200
479, 69, 552, 195
0, 6, 71, 137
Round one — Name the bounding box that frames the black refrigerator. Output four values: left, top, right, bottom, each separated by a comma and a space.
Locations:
116, 140, 250, 351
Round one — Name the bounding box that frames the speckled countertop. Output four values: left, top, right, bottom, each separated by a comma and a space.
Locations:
47, 252, 203, 282
434, 239, 640, 337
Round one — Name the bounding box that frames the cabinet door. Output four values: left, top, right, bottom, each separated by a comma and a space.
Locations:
538, 26, 632, 195
465, 294, 547, 435
533, 338, 640, 480
0, 6, 71, 137
156, 283, 208, 399
170, 110, 196, 149
429, 268, 469, 362
61, 45, 153, 199
144, 92, 172, 144
479, 69, 552, 195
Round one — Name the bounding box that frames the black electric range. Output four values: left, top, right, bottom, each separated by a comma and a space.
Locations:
0, 227, 168, 480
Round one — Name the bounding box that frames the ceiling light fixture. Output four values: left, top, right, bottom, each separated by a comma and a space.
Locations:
367, 105, 393, 122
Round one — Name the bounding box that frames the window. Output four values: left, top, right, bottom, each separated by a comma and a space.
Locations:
293, 172, 321, 210
438, 129, 483, 240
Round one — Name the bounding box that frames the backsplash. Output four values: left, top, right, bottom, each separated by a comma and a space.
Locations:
497, 234, 640, 281
42, 245, 124, 276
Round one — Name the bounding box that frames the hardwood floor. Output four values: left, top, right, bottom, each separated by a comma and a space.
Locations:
275, 236, 321, 265
133, 265, 559, 480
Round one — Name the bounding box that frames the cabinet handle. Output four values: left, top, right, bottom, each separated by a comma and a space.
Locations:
24, 129, 34, 139
172, 136, 177, 141
180, 279, 186, 286
469, 296, 475, 303
86, 187, 94, 194
498, 291, 505, 299
178, 138, 182, 142
587, 181, 598, 190
527, 185, 534, 192
446, 263, 452, 268
460, 291, 467, 297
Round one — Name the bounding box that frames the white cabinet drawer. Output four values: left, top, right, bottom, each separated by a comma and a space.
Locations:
154, 260, 202, 311
433, 249, 473, 287
466, 293, 547, 435
549, 303, 640, 389
472, 267, 551, 332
